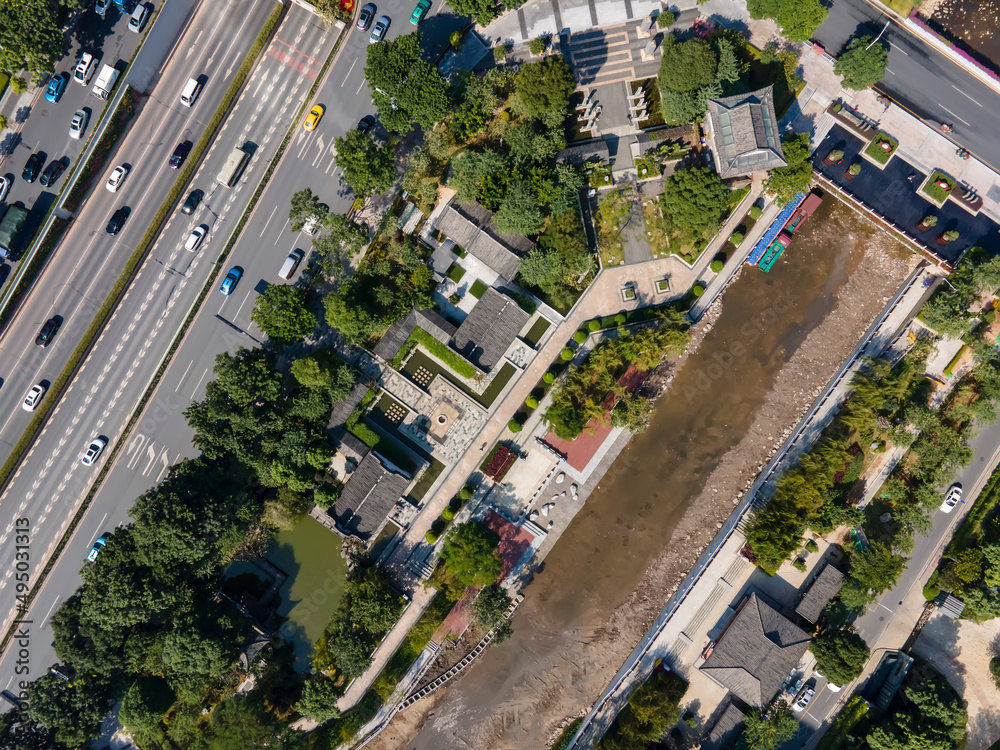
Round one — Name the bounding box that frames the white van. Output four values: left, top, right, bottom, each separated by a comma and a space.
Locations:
74, 53, 97, 85
278, 250, 304, 280
180, 78, 202, 107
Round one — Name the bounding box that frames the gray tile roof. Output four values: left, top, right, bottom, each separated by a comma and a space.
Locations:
372, 308, 458, 362
702, 703, 747, 750
433, 199, 531, 281
707, 86, 787, 178
795, 564, 846, 624
700, 594, 811, 708
451, 287, 530, 372
332, 453, 410, 541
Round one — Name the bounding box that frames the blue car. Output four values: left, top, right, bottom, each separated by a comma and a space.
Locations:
220, 267, 242, 295
45, 73, 68, 103
87, 534, 108, 562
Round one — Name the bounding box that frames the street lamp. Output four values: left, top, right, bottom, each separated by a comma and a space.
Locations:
867, 20, 891, 50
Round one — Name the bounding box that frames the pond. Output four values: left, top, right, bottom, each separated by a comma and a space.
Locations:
265, 515, 349, 670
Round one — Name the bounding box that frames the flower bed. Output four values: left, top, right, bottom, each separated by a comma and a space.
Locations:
481, 444, 518, 481
864, 133, 898, 165
922, 171, 956, 204
587, 159, 613, 189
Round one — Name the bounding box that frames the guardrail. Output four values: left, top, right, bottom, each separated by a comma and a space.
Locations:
566, 262, 927, 749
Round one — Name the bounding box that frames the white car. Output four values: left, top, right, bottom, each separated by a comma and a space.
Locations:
69, 109, 89, 140
106, 165, 129, 192
80, 437, 107, 466
184, 225, 207, 252
369, 15, 390, 44
791, 685, 815, 713
128, 4, 148, 32
74, 53, 96, 85
940, 484, 963, 514
0, 176, 10, 204
22, 384, 46, 412
302, 215, 320, 236
94, 0, 110, 17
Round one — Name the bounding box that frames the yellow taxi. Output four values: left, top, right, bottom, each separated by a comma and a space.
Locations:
304, 104, 325, 131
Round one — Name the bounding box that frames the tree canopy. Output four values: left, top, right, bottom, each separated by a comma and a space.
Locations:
866, 669, 967, 750
334, 129, 396, 197
660, 166, 729, 233
766, 132, 814, 206
834, 35, 889, 91
519, 207, 593, 310
251, 285, 317, 345
597, 671, 686, 750
296, 676, 341, 723
746, 0, 828, 43
511, 56, 576, 127
365, 32, 450, 132
840, 542, 908, 610
445, 0, 502, 24
737, 701, 798, 750
289, 188, 326, 232
312, 213, 369, 276
0, 0, 72, 77
810, 627, 871, 686
439, 522, 504, 589
657, 35, 723, 125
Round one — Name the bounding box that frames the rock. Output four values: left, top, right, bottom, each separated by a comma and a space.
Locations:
542, 505, 550, 517
561, 490, 567, 497
556, 473, 565, 484
547, 520, 554, 529
571, 484, 578, 492
529, 510, 539, 521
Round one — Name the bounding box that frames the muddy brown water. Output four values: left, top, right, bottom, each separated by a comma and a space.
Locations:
408, 199, 872, 746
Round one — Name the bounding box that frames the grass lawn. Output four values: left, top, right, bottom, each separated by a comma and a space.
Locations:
597, 189, 631, 267
523, 316, 550, 347
469, 278, 488, 299
865, 133, 899, 164
407, 458, 445, 505
923, 171, 957, 204
402, 349, 517, 408
878, 0, 914, 15
447, 262, 466, 282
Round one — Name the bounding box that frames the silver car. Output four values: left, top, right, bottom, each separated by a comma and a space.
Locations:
791, 685, 815, 713
69, 109, 89, 140
357, 3, 375, 30
369, 15, 389, 44
0, 176, 10, 204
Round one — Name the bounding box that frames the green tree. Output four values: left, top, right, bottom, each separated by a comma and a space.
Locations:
511, 55, 576, 127
506, 122, 566, 163
27, 672, 114, 749
494, 180, 545, 236
290, 351, 356, 398
658, 37, 718, 92
194, 695, 304, 750
329, 627, 374, 679
737, 701, 798, 750
660, 166, 728, 232
161, 611, 244, 678
314, 212, 368, 272
251, 285, 317, 345
296, 676, 342, 723
472, 584, 513, 632
119, 677, 175, 737
610, 391, 656, 434
0, 0, 66, 77
840, 542, 907, 609
766, 132, 813, 206
834, 35, 889, 90
365, 32, 450, 132
348, 568, 404, 634
445, 0, 501, 24
289, 188, 327, 232
440, 522, 504, 588
810, 627, 871, 686
866, 669, 967, 750
748, 0, 828, 44
334, 129, 396, 197
597, 672, 686, 750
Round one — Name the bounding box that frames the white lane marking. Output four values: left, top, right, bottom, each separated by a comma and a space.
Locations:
191, 367, 210, 399
274, 219, 290, 245
341, 57, 358, 86
356, 79, 366, 96
938, 103, 970, 126
889, 41, 909, 55
235, 288, 254, 320
260, 205, 278, 236
175, 359, 194, 392
951, 84, 982, 107
43, 596, 62, 624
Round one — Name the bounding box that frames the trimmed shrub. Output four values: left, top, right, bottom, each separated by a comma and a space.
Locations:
749, 205, 762, 220
729, 231, 744, 246
805, 539, 819, 553
573, 331, 587, 344
529, 36, 548, 55
460, 485, 475, 501
942, 230, 960, 242
588, 319, 601, 332
683, 711, 698, 728
848, 162, 861, 176
657, 9, 675, 27
442, 506, 456, 522
494, 45, 507, 62
710, 260, 724, 273
543, 372, 555, 384
425, 530, 439, 543
793, 556, 807, 572
614, 313, 626, 325
561, 347, 574, 361
692, 284, 705, 297
508, 420, 523, 433
526, 395, 538, 409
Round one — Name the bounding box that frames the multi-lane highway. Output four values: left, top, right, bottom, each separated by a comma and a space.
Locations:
0, 2, 149, 258
0, 0, 466, 689
814, 0, 1000, 170
0, 0, 340, 687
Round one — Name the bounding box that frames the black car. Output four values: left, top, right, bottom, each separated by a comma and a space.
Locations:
169, 142, 190, 169
39, 160, 65, 188
181, 189, 202, 215
35, 317, 61, 348
0, 265, 9, 288
106, 208, 127, 235
357, 115, 375, 135
22, 152, 44, 183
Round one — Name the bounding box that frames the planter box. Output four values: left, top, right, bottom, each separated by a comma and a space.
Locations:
919, 171, 957, 208
862, 133, 898, 169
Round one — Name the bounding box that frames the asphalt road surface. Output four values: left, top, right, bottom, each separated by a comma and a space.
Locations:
0, 1, 150, 257
0, 0, 340, 689
797, 418, 1000, 741
0, 0, 467, 689
814, 0, 1000, 171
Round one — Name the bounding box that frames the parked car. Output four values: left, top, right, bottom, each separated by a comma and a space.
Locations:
791, 685, 815, 713
45, 73, 68, 103
22, 383, 46, 412
87, 534, 108, 562
169, 141, 190, 169
357, 3, 375, 30
80, 437, 107, 466
106, 164, 129, 192
940, 483, 963, 514
22, 152, 44, 183
0, 176, 11, 204
40, 160, 65, 187
106, 208, 128, 235
357, 115, 375, 134
35, 317, 61, 347
69, 109, 90, 139
369, 15, 389, 44
128, 3, 148, 32
410, 0, 430, 24
303, 104, 324, 131
94, 0, 110, 17
74, 53, 97, 85
219, 266, 242, 295
181, 189, 202, 215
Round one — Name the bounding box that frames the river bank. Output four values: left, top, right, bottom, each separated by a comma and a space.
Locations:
367, 201, 918, 749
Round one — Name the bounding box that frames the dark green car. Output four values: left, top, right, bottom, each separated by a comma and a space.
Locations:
410, 0, 430, 24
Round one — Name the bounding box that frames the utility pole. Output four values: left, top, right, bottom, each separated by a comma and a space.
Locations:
867, 20, 891, 50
